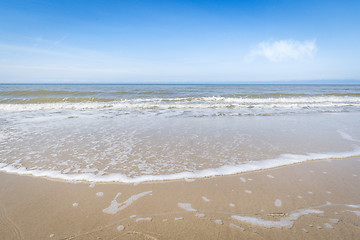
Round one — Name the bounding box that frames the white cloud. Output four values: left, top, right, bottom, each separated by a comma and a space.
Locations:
248, 39, 317, 62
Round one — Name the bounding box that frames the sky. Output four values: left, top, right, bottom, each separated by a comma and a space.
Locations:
0, 0, 359, 83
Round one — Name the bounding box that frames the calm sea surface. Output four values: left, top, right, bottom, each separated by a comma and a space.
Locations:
1, 84, 360, 182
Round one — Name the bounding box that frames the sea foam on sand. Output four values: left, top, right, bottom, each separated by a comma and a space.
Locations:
232, 209, 324, 229
1, 148, 360, 183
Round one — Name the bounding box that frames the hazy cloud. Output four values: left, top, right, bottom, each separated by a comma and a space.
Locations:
248, 39, 317, 62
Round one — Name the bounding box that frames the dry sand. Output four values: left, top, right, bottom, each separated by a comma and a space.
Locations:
0, 157, 359, 240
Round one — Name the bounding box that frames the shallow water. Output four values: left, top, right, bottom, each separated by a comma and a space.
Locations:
1, 84, 360, 182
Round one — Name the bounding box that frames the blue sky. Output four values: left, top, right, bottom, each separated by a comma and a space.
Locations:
0, 0, 359, 83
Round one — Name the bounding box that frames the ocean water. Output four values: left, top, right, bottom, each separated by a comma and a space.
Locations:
1, 84, 360, 182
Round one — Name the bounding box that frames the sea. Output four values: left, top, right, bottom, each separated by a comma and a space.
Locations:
1, 84, 360, 183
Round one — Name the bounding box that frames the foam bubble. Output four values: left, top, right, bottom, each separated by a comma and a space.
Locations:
324, 223, 334, 229
195, 213, 205, 218
202, 196, 210, 202
232, 208, 323, 229
72, 203, 78, 207
178, 203, 196, 212
96, 192, 104, 197
136, 217, 152, 222
230, 223, 245, 231
215, 219, 223, 225
103, 191, 151, 214
245, 190, 252, 194
275, 199, 282, 207
117, 225, 125, 231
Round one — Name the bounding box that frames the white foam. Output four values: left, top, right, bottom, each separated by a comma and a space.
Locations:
330, 218, 339, 223
347, 204, 360, 208
117, 225, 125, 231
214, 219, 223, 225
267, 174, 275, 179
185, 178, 195, 182
202, 196, 210, 202
195, 213, 205, 218
174, 217, 184, 221
232, 208, 323, 229
302, 228, 308, 233
49, 233, 54, 238
275, 199, 282, 207
2, 147, 360, 183
230, 223, 245, 230
324, 223, 334, 229
72, 203, 78, 207
229, 203, 235, 207
240, 177, 246, 182
136, 217, 152, 222
96, 192, 104, 197
245, 190, 252, 194
103, 191, 152, 214
178, 203, 196, 212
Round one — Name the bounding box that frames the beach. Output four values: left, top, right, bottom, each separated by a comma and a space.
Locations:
0, 84, 360, 239
0, 156, 359, 239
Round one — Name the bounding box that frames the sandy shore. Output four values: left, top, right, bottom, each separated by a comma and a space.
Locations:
0, 157, 359, 240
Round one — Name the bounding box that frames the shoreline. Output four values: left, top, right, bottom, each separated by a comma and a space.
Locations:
1, 147, 360, 185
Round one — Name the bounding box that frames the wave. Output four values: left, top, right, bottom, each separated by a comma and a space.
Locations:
0, 96, 359, 113
0, 147, 359, 183
1, 90, 101, 96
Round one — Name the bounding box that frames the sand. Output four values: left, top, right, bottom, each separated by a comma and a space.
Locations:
0, 157, 359, 239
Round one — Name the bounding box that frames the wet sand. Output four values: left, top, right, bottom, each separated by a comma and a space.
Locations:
0, 157, 359, 240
